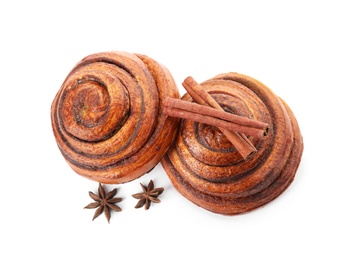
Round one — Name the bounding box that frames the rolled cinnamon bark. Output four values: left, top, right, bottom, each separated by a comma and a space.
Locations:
161, 73, 303, 215
51, 51, 180, 184
163, 97, 269, 138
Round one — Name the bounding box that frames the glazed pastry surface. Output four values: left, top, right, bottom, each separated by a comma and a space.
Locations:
161, 73, 303, 215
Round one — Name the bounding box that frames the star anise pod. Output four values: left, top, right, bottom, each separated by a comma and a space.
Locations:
132, 180, 164, 210
84, 183, 122, 223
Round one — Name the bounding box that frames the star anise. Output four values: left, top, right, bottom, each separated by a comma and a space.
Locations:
132, 180, 164, 210
84, 183, 122, 223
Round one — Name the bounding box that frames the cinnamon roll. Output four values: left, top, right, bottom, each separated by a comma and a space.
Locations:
161, 73, 303, 215
51, 51, 180, 184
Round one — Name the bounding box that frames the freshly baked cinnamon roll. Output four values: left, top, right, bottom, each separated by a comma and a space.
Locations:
161, 73, 303, 215
51, 52, 180, 184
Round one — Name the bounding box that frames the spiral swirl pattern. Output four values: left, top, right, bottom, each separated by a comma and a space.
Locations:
161, 73, 303, 215
51, 52, 180, 184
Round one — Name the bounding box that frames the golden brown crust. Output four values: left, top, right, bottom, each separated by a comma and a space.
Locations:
51, 51, 180, 184
161, 73, 303, 215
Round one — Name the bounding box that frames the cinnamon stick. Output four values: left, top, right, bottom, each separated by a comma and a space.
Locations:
164, 105, 266, 138
182, 76, 257, 159
164, 97, 268, 134
163, 97, 268, 138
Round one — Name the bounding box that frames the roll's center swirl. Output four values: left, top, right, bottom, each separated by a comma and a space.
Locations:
60, 71, 130, 142
71, 82, 109, 128
200, 125, 232, 150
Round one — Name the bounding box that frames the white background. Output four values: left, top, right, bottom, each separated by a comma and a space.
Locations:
1, 0, 356, 259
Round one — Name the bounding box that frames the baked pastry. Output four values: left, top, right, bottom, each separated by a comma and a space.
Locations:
51, 52, 180, 184
161, 73, 303, 215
